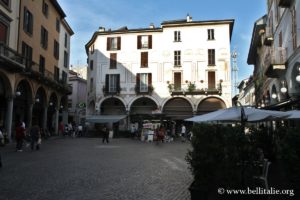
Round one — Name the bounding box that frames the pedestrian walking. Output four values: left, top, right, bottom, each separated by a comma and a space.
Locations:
30, 125, 41, 150
16, 122, 25, 152
102, 125, 109, 144
181, 124, 186, 142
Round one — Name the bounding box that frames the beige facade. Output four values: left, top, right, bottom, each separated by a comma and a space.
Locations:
0, 0, 73, 140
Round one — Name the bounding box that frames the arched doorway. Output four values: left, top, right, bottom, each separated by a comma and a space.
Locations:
162, 97, 193, 120
197, 97, 226, 115
101, 97, 126, 115
32, 87, 47, 127
130, 97, 158, 119
13, 80, 33, 129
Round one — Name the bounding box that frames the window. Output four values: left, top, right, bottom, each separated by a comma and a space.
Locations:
23, 7, 33, 35
64, 51, 68, 68
39, 55, 45, 74
136, 73, 152, 92
64, 33, 68, 48
107, 37, 121, 50
105, 74, 120, 93
40, 26, 48, 49
208, 29, 215, 40
174, 51, 181, 67
1, 0, 9, 7
208, 49, 215, 65
208, 71, 216, 89
174, 31, 181, 42
137, 35, 152, 49
56, 18, 60, 32
0, 21, 8, 44
90, 60, 93, 70
54, 66, 59, 81
174, 72, 181, 91
90, 78, 93, 92
90, 44, 95, 54
141, 52, 148, 68
110, 53, 117, 69
42, 0, 49, 17
62, 71, 67, 84
53, 40, 59, 59
22, 42, 32, 67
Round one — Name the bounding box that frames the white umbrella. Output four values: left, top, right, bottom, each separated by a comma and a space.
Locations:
185, 106, 290, 123
284, 110, 300, 119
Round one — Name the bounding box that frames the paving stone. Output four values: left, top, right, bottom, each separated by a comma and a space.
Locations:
0, 138, 193, 200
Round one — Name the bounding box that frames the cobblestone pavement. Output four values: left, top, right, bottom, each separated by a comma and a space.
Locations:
0, 137, 193, 200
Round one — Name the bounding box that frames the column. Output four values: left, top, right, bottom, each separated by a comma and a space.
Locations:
54, 109, 59, 135
27, 103, 33, 128
5, 97, 14, 142
43, 106, 48, 130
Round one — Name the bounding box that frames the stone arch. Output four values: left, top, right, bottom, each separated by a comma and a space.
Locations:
32, 87, 47, 127
100, 97, 126, 115
128, 95, 159, 111
197, 96, 226, 115
129, 96, 159, 115
13, 79, 33, 127
0, 72, 13, 128
162, 97, 194, 120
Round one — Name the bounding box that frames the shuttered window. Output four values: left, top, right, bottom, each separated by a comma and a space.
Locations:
208, 49, 215, 65
110, 53, 117, 69
136, 73, 152, 92
141, 52, 148, 68
174, 51, 181, 67
105, 74, 120, 93
107, 37, 121, 50
137, 35, 152, 49
208, 71, 216, 89
0, 21, 8, 44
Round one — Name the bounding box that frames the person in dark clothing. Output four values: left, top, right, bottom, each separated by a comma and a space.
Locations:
102, 125, 109, 144
30, 125, 41, 150
15, 122, 25, 152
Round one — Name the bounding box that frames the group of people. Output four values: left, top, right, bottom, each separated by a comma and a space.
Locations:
58, 121, 83, 137
15, 122, 41, 152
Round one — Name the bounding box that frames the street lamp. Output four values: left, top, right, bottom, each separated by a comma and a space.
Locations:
280, 81, 287, 93
296, 67, 300, 83
15, 91, 21, 96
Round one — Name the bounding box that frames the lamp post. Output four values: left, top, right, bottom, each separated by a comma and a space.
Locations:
233, 100, 247, 134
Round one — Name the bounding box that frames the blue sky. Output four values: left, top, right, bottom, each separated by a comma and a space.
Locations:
59, 0, 266, 84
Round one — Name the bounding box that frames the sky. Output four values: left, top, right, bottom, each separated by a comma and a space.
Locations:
58, 0, 266, 84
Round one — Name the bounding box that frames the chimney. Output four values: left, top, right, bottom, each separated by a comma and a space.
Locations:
149, 23, 155, 29
98, 26, 105, 32
186, 14, 192, 22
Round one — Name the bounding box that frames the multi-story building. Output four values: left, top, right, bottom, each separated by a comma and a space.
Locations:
68, 70, 87, 125
85, 15, 234, 130
248, 0, 300, 110
0, 0, 73, 140
237, 77, 256, 106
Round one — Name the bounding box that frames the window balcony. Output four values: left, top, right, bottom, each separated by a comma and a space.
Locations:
168, 82, 222, 96
135, 84, 154, 95
262, 27, 273, 46
278, 0, 292, 8
102, 85, 121, 96
264, 47, 287, 78
0, 43, 26, 72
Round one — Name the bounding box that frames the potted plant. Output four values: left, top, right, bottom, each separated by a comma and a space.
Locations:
187, 81, 196, 92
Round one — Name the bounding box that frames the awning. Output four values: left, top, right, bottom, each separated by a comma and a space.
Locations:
85, 115, 127, 123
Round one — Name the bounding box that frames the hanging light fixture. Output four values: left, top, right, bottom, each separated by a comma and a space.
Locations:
296, 67, 300, 83
271, 92, 277, 99
280, 80, 287, 93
